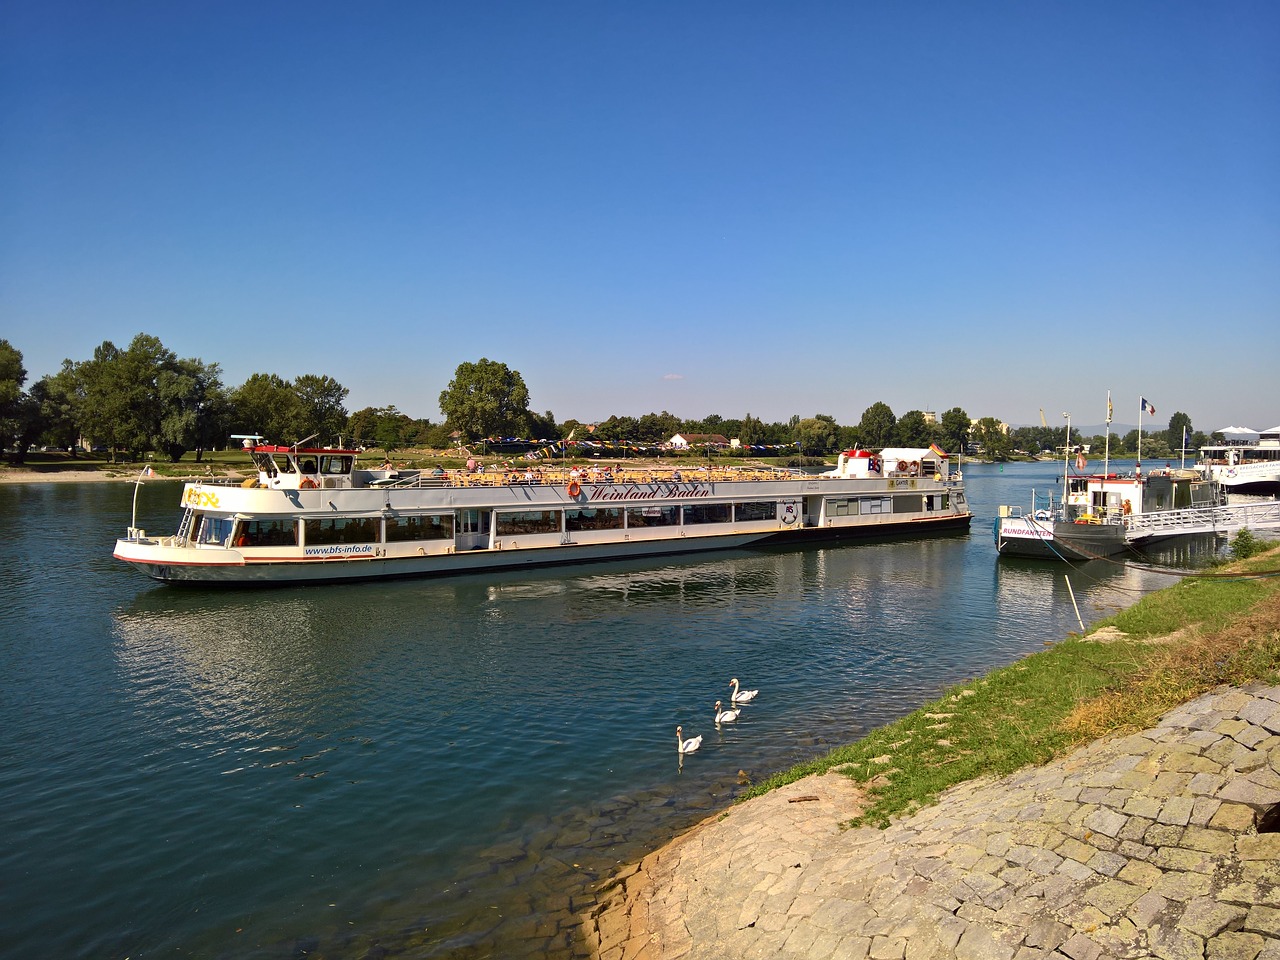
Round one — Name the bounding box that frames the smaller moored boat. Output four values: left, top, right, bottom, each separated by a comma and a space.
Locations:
995, 466, 1226, 561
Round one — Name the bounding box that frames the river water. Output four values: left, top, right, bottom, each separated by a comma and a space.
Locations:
0, 460, 1225, 959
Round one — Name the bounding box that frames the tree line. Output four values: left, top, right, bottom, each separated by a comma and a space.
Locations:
0, 335, 1205, 464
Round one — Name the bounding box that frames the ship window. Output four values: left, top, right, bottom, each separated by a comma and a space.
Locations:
252, 452, 281, 477
859, 497, 892, 515
386, 514, 453, 542
626, 505, 679, 528
734, 501, 777, 522
496, 510, 560, 536
682, 503, 731, 524
826, 499, 857, 518
893, 495, 923, 513
196, 514, 235, 545
304, 517, 378, 545
235, 519, 297, 546
320, 455, 352, 475
566, 507, 623, 531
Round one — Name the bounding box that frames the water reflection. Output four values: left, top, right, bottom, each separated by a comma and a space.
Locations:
6, 469, 1241, 960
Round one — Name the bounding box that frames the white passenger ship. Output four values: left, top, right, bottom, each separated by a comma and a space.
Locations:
113, 442, 971, 585
1197, 425, 1280, 495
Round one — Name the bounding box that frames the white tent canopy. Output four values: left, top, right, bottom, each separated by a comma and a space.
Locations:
1216, 425, 1259, 436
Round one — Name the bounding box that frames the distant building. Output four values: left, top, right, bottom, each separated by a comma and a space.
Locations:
668, 433, 731, 449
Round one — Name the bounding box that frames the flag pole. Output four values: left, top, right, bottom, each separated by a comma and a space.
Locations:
1137, 396, 1143, 467
1103, 391, 1112, 486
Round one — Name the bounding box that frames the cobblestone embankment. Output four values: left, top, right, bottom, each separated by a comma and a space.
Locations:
587, 684, 1280, 960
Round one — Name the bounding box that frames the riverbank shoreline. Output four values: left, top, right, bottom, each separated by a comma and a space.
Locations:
585, 682, 1280, 960
0, 468, 136, 483
583, 552, 1280, 959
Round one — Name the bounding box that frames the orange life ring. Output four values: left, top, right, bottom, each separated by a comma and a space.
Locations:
896, 460, 907, 472
300, 476, 318, 489
567, 480, 581, 497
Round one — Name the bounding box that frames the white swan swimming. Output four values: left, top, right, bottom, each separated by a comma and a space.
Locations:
715, 700, 739, 724
676, 725, 702, 753
729, 678, 758, 703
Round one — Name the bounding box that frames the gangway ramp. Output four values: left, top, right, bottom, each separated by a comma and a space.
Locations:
1125, 499, 1280, 543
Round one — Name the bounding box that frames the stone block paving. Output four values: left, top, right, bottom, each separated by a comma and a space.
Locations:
586, 684, 1280, 960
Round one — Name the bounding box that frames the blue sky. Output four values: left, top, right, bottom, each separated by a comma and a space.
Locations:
3, 1, 1277, 434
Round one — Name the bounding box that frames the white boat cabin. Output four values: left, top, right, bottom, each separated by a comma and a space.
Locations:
1063, 467, 1223, 522
246, 443, 364, 491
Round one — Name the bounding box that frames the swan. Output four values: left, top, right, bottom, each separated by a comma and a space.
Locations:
715, 700, 739, 724
676, 725, 702, 754
729, 678, 758, 703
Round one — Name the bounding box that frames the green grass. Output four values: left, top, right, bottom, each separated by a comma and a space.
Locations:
740, 547, 1280, 829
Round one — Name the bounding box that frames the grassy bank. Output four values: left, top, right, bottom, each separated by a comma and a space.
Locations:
741, 545, 1280, 828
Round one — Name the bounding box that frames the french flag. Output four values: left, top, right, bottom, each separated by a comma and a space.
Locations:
1141, 398, 1156, 416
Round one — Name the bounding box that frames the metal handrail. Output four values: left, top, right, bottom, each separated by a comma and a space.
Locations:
1124, 500, 1280, 533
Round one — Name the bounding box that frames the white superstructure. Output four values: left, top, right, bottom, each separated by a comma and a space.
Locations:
1198, 425, 1280, 494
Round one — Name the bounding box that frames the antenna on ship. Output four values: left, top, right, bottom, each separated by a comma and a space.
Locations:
291, 433, 319, 451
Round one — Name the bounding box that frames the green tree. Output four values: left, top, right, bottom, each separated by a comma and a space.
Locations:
71, 336, 169, 459
292, 374, 349, 443
636, 411, 680, 443
68, 334, 223, 460
895, 410, 932, 447
438, 358, 532, 440
156, 359, 225, 462
33, 367, 80, 454
972, 417, 1014, 460
794, 415, 839, 455
230, 373, 298, 443
1166, 412, 1193, 454
595, 415, 639, 443
858, 402, 897, 449
0, 339, 28, 454
346, 407, 380, 446
938, 407, 970, 456
525, 409, 559, 441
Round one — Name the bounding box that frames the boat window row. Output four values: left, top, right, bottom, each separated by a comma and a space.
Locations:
214, 499, 787, 548
496, 501, 771, 536
827, 496, 893, 516
826, 494, 946, 515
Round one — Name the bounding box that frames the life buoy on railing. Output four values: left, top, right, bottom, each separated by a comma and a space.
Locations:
896, 460, 908, 472
300, 477, 318, 489
566, 480, 581, 497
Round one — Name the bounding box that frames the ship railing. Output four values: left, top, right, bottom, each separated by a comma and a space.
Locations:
370, 466, 809, 488
1123, 500, 1280, 533
361, 463, 958, 490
